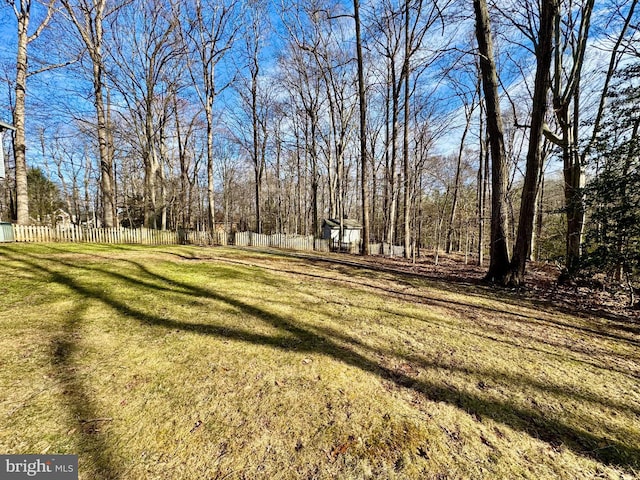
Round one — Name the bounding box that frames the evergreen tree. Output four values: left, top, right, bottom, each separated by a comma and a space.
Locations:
27, 167, 64, 224
583, 63, 640, 305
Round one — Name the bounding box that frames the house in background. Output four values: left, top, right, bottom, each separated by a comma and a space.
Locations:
54, 209, 73, 227
0, 119, 16, 180
321, 218, 362, 251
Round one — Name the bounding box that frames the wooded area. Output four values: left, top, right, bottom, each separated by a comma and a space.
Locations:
0, 0, 638, 288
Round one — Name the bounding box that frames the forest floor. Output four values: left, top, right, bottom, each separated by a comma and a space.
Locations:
1, 243, 639, 479
317, 250, 640, 323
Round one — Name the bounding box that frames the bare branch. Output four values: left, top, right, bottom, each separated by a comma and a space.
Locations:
542, 122, 565, 146
27, 56, 79, 77
27, 0, 56, 43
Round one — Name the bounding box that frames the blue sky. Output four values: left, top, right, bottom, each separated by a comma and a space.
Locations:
1, 0, 638, 187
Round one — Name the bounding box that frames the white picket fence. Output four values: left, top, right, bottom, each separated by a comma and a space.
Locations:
6, 224, 407, 257
10, 224, 228, 246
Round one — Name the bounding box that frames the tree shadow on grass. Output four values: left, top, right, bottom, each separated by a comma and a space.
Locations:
302, 316, 640, 418
5, 247, 640, 474
244, 247, 640, 328
49, 287, 120, 479
184, 250, 640, 357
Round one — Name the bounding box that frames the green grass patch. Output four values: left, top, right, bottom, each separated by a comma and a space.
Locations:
0, 243, 639, 479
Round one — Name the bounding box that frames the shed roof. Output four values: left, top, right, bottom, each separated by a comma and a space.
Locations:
323, 218, 362, 229
0, 120, 15, 131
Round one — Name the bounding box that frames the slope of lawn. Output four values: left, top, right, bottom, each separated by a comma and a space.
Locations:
0, 243, 638, 479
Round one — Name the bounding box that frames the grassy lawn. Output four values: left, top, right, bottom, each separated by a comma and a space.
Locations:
0, 243, 639, 479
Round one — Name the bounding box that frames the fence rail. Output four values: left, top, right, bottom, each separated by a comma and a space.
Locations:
234, 231, 329, 252
4, 224, 407, 257
9, 224, 230, 246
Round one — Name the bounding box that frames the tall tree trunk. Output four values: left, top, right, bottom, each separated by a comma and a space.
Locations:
508, 0, 557, 285
549, 0, 594, 274
565, 174, 586, 268
447, 109, 472, 254
250, 52, 263, 234
383, 78, 391, 244
260, 113, 269, 233
402, 0, 411, 258
11, 0, 55, 225
185, 0, 239, 233
275, 129, 283, 233
295, 134, 301, 234
473, 0, 510, 282
533, 171, 545, 261
530, 167, 544, 261
477, 96, 486, 266
159, 161, 167, 231
106, 87, 116, 224
159, 119, 169, 231
62, 0, 115, 228
94, 59, 115, 227
173, 93, 189, 229
309, 112, 319, 238
354, 0, 370, 255
386, 86, 400, 247
143, 105, 157, 228
206, 106, 215, 231
13, 8, 29, 225
83, 152, 95, 226
371, 150, 378, 241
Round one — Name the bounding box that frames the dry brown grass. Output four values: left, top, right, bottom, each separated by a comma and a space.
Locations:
0, 243, 639, 479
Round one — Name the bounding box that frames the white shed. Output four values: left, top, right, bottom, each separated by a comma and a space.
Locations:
321, 218, 362, 244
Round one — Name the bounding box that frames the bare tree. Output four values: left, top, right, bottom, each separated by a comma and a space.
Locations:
281, 2, 361, 244
8, 0, 55, 225
184, 0, 239, 232
171, 88, 201, 229
236, 0, 271, 234
508, 0, 557, 285
473, 0, 511, 282
107, 0, 181, 229
401, 0, 449, 259
477, 92, 488, 266
583, 0, 638, 157
544, 0, 595, 274
444, 59, 479, 255
281, 37, 323, 238
354, 0, 370, 254
370, 0, 403, 249
61, 0, 118, 227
